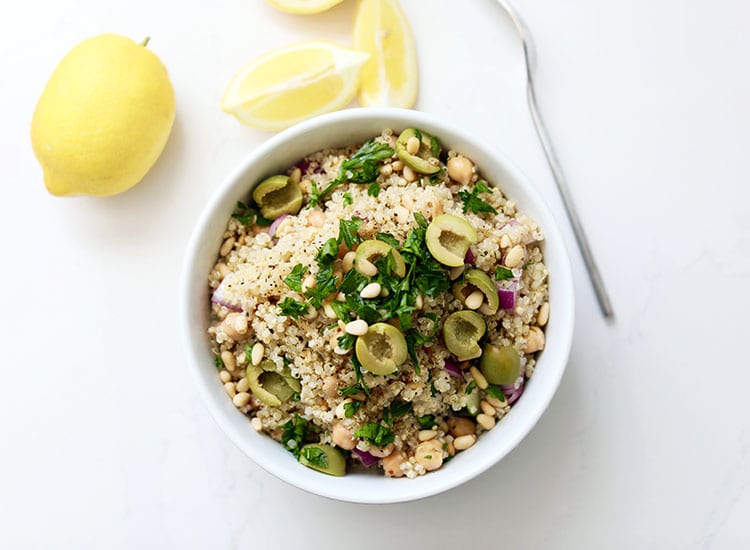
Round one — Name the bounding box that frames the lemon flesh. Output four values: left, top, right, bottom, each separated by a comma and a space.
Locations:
266, 0, 344, 14
353, 0, 418, 108
222, 41, 369, 131
31, 34, 175, 197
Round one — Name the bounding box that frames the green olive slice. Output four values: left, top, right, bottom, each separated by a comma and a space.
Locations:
465, 386, 480, 416
443, 310, 486, 361
299, 443, 346, 476
246, 364, 295, 406
251, 174, 303, 220
426, 214, 478, 267
354, 239, 406, 278
355, 322, 407, 375
395, 128, 441, 175
452, 269, 500, 314
479, 344, 521, 385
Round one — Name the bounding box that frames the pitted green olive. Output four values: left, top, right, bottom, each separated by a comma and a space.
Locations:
453, 269, 500, 314
251, 174, 303, 220
354, 239, 406, 278
355, 322, 407, 375
479, 344, 521, 385
299, 443, 346, 476
443, 310, 486, 361
395, 128, 441, 175
247, 362, 298, 406
425, 214, 478, 267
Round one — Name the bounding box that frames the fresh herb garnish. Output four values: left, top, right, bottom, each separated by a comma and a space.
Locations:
465, 380, 477, 394
339, 268, 367, 294
351, 354, 370, 396
309, 140, 394, 206
430, 135, 441, 158
485, 385, 507, 402
278, 297, 308, 319
367, 181, 381, 197
329, 301, 351, 321
244, 343, 253, 363
301, 446, 328, 468
416, 415, 436, 429
232, 201, 272, 226
495, 266, 514, 280
281, 414, 310, 458
354, 422, 395, 447
214, 355, 224, 369
458, 181, 498, 216
342, 192, 353, 207
337, 333, 356, 351
343, 401, 362, 418
339, 384, 366, 397
337, 218, 363, 249
375, 232, 400, 248
384, 401, 412, 425
283, 264, 308, 292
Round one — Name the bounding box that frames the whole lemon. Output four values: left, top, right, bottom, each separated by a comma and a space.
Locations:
31, 34, 175, 197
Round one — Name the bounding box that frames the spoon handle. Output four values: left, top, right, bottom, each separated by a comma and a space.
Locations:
494, 0, 614, 319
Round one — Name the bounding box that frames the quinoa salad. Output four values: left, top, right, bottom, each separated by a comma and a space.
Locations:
207, 128, 549, 478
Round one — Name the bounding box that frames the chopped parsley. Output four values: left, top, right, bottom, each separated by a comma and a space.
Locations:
214, 355, 224, 370
375, 232, 400, 248
430, 135, 441, 158
351, 354, 370, 396
244, 343, 253, 363
354, 422, 395, 447
283, 264, 308, 292
384, 401, 412, 425
458, 181, 498, 216
232, 201, 272, 226
367, 181, 381, 197
339, 384, 366, 397
495, 266, 514, 280
301, 446, 328, 468
343, 401, 362, 418
416, 415, 436, 429
309, 140, 394, 206
329, 301, 351, 321
485, 385, 507, 402
465, 380, 477, 394
281, 414, 310, 458
337, 218, 363, 249
342, 192, 353, 206
337, 332, 356, 351
278, 297, 308, 319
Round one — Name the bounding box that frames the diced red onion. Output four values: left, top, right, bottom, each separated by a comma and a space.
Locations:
296, 160, 312, 173
353, 447, 378, 468
498, 219, 518, 231
211, 279, 242, 311
267, 214, 290, 238
443, 357, 463, 379
502, 375, 525, 405
496, 279, 518, 311
464, 249, 475, 265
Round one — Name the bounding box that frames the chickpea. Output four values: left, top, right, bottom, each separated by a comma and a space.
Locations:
331, 422, 356, 450
221, 312, 250, 341
381, 451, 407, 478
369, 443, 395, 458
321, 376, 339, 398
415, 440, 444, 471
447, 417, 476, 438
524, 326, 545, 353
447, 156, 474, 185
307, 209, 326, 228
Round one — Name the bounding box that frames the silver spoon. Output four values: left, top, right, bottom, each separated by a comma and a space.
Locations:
493, 0, 614, 319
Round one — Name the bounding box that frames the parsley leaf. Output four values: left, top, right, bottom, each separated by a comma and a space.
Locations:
354, 422, 395, 447
430, 135, 441, 158
351, 354, 370, 396
214, 355, 224, 369
283, 264, 308, 292
495, 266, 514, 280
343, 192, 353, 207
337, 333, 356, 351
232, 201, 272, 226
281, 415, 310, 458
367, 181, 381, 197
316, 238, 339, 264
465, 380, 477, 394
301, 446, 328, 468
339, 384, 366, 397
278, 297, 308, 319
416, 415, 436, 429
375, 232, 400, 248
339, 268, 367, 294
329, 301, 351, 321
244, 343, 253, 363
337, 217, 363, 249
458, 181, 498, 216
343, 401, 362, 418
384, 401, 412, 425
485, 385, 507, 402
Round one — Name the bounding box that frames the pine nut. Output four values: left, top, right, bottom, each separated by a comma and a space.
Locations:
219, 370, 232, 383
336, 292, 347, 302
220, 237, 235, 257
323, 303, 337, 319
450, 267, 466, 283
380, 163, 393, 176
446, 440, 456, 456
418, 429, 437, 441
358, 259, 378, 277
345, 319, 369, 336
221, 350, 236, 372
480, 400, 496, 416
486, 395, 506, 409
403, 165, 417, 182
524, 326, 545, 353
477, 413, 496, 430
360, 282, 382, 299
465, 290, 484, 310
303, 305, 318, 320
504, 245, 525, 268
301, 275, 316, 293
415, 293, 423, 309
342, 251, 356, 272
406, 136, 420, 155
470, 366, 489, 389
391, 160, 404, 171
233, 392, 251, 407
251, 343, 264, 366
236, 377, 250, 393
500, 234, 511, 249
251, 417, 263, 431
333, 345, 351, 355
224, 382, 236, 398
335, 399, 352, 419
454, 434, 477, 451
537, 302, 550, 327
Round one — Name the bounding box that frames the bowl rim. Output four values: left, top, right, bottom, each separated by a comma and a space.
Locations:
180, 107, 575, 503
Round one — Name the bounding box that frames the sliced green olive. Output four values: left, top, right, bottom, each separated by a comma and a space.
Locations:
299, 443, 346, 476
251, 174, 303, 220
354, 239, 406, 278
443, 310, 486, 361
479, 344, 521, 385
395, 128, 441, 175
465, 386, 480, 416
246, 363, 296, 406
355, 322, 407, 375
425, 214, 478, 267
452, 269, 500, 315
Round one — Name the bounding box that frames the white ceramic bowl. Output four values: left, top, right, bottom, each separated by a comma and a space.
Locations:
181, 108, 574, 504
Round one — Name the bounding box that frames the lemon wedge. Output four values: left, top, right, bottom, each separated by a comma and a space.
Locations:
266, 0, 344, 14
353, 0, 418, 108
222, 41, 370, 131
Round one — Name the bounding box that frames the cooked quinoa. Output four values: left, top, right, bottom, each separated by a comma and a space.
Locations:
207, 128, 549, 478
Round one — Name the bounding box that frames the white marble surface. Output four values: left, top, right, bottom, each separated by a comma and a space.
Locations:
1, 0, 749, 547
